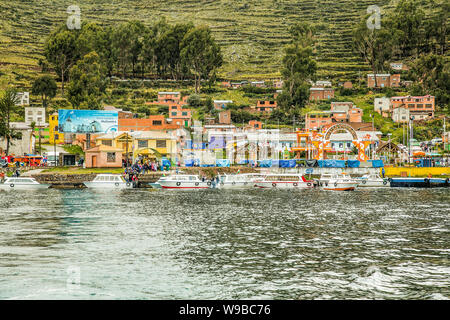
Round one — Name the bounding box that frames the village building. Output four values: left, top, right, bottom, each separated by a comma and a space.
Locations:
168, 105, 193, 127
85, 145, 123, 168
314, 80, 332, 87
250, 81, 266, 88
367, 74, 401, 88
309, 87, 335, 101
15, 92, 29, 106
213, 100, 233, 110
119, 115, 181, 131
256, 100, 278, 113
374, 97, 391, 117
218, 110, 231, 125
390, 62, 409, 71
305, 102, 363, 130
390, 95, 435, 120
343, 81, 353, 89
248, 120, 263, 130
392, 107, 410, 123
273, 79, 283, 89
49, 113, 64, 145
0, 122, 35, 156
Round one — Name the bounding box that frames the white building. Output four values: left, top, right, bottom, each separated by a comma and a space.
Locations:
374, 97, 391, 115
25, 107, 47, 126
315, 80, 332, 87
0, 122, 35, 155
392, 107, 410, 123
15, 92, 30, 106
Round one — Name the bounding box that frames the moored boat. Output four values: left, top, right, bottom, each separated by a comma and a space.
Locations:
389, 177, 449, 188
157, 174, 210, 189
322, 173, 359, 191
356, 173, 389, 187
84, 174, 133, 189
217, 173, 264, 189
254, 174, 315, 189
0, 177, 50, 190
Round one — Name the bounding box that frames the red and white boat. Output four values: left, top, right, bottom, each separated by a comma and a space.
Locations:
157, 174, 210, 189
254, 174, 315, 189
322, 173, 358, 191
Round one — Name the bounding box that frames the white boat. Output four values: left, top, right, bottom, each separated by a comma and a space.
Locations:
322, 173, 359, 191
318, 173, 335, 187
84, 174, 133, 189
356, 173, 389, 187
0, 177, 50, 190
254, 174, 315, 189
157, 174, 210, 189
217, 173, 264, 189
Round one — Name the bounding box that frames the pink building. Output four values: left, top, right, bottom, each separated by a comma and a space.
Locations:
85, 145, 123, 168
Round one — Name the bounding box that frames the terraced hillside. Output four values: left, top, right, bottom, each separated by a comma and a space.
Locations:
1, 0, 394, 86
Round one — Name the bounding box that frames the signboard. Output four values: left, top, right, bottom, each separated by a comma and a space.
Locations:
58, 110, 118, 134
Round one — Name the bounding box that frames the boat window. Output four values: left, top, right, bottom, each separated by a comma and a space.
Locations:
189, 176, 196, 181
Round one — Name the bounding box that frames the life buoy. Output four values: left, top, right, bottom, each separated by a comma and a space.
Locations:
115, 182, 119, 187
207, 182, 211, 186
10, 184, 14, 188
293, 183, 298, 187
307, 183, 312, 187
195, 182, 199, 186
272, 183, 277, 187
383, 180, 388, 185
126, 182, 131, 187
362, 180, 367, 184
334, 182, 338, 187
176, 182, 181, 186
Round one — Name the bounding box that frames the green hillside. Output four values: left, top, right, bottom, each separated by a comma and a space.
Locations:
0, 0, 397, 87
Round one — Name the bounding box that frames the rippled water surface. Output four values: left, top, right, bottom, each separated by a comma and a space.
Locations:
0, 188, 449, 299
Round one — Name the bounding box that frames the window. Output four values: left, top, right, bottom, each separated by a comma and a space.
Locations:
171, 106, 177, 110
171, 112, 177, 116
182, 112, 188, 116
156, 140, 166, 148
425, 104, 432, 108
102, 140, 112, 146
152, 120, 162, 125
55, 134, 59, 140
138, 140, 148, 148
107, 153, 116, 163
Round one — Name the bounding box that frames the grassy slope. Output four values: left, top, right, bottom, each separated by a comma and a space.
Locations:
0, 0, 395, 89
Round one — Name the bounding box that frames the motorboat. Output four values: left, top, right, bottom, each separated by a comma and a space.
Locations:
356, 173, 389, 187
322, 173, 359, 191
0, 177, 50, 190
84, 174, 133, 189
217, 173, 264, 189
318, 173, 334, 187
254, 174, 315, 189
157, 174, 210, 189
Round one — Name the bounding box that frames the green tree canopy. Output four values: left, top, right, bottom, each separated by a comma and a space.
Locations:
31, 75, 57, 109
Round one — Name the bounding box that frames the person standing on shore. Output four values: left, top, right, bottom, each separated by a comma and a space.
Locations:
382, 167, 385, 178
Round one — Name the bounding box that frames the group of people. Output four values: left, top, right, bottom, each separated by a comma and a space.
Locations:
122, 158, 160, 174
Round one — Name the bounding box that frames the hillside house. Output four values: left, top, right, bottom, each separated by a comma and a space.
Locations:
392, 107, 410, 123
374, 97, 391, 117
256, 100, 277, 113
367, 74, 400, 88
309, 87, 335, 101
214, 100, 233, 110
390, 95, 435, 120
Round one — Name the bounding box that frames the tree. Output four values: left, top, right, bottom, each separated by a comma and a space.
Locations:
352, 15, 394, 88
180, 26, 223, 93
0, 89, 20, 156
111, 22, 134, 79
31, 75, 57, 110
67, 52, 106, 109
44, 27, 79, 95
409, 53, 450, 113
187, 94, 202, 108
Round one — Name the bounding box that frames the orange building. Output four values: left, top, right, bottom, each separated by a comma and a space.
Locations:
85, 145, 123, 168
306, 102, 363, 130
367, 74, 400, 88
309, 87, 335, 101
256, 100, 278, 112
168, 105, 193, 127
248, 120, 263, 130
390, 95, 435, 120
119, 115, 181, 131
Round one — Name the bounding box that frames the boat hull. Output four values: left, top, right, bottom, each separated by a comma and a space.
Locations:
357, 179, 389, 187
390, 178, 449, 188
0, 184, 50, 190
159, 181, 210, 189
254, 181, 314, 189
84, 182, 133, 189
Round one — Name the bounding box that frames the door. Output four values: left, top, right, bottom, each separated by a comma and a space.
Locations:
92, 156, 97, 167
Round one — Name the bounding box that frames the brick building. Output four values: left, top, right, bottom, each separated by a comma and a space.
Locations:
390, 95, 435, 120
309, 87, 335, 101
256, 100, 278, 113
119, 115, 181, 131
367, 74, 400, 88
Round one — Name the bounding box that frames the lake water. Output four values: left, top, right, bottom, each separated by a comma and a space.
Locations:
0, 188, 449, 300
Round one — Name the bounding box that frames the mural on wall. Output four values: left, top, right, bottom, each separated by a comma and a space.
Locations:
58, 110, 118, 134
